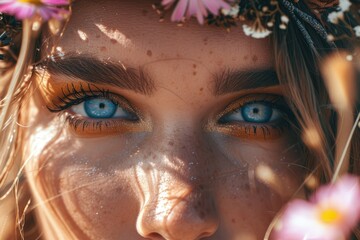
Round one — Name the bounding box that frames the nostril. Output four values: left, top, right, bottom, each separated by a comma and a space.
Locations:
147, 232, 165, 240
197, 232, 214, 239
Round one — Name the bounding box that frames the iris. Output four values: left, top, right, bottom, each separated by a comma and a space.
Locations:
241, 103, 273, 123
220, 102, 280, 124
84, 98, 117, 119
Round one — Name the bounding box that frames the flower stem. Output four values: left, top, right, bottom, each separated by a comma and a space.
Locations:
332, 112, 360, 183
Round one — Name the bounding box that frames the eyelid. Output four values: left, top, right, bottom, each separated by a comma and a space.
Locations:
216, 94, 285, 124
47, 83, 142, 120
204, 93, 291, 140
43, 83, 152, 135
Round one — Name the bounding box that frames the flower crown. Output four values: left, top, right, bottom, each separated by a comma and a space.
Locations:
155, 0, 360, 47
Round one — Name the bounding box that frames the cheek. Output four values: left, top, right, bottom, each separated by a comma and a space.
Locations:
210, 134, 304, 237
22, 96, 143, 238
26, 133, 146, 238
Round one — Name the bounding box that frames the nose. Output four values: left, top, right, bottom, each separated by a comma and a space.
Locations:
135, 132, 219, 240
136, 181, 219, 240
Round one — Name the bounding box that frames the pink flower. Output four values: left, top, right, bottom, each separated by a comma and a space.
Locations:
273, 175, 360, 240
0, 0, 69, 20
162, 0, 232, 24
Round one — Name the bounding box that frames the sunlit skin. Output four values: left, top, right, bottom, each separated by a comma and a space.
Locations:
21, 1, 306, 239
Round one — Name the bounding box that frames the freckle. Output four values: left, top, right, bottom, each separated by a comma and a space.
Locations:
193, 71, 197, 76
193, 64, 197, 69
252, 55, 258, 62
100, 46, 107, 52
146, 50, 152, 57
244, 55, 248, 60
168, 141, 174, 146
110, 39, 117, 44
232, 218, 236, 223
115, 187, 123, 193
142, 9, 148, 16
95, 34, 100, 38
199, 88, 203, 92
209, 50, 213, 55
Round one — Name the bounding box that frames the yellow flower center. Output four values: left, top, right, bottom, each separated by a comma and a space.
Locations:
319, 208, 342, 224
18, 0, 43, 5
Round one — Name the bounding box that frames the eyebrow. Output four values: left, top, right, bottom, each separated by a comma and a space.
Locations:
213, 69, 279, 95
39, 54, 278, 96
38, 54, 155, 95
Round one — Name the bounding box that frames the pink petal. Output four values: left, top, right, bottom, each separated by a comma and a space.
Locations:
187, 0, 207, 24
0, 2, 36, 19
38, 6, 68, 20
274, 200, 345, 240
312, 175, 360, 229
41, 0, 69, 5
161, 0, 176, 7
170, 0, 189, 22
38, 6, 54, 20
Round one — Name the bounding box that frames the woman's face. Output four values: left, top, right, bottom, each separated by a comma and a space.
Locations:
23, 1, 305, 239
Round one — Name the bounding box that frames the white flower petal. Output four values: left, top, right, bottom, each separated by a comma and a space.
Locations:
354, 26, 360, 37
339, 0, 351, 11
242, 24, 272, 39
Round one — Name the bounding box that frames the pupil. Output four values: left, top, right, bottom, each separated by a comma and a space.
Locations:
252, 108, 259, 114
99, 103, 106, 109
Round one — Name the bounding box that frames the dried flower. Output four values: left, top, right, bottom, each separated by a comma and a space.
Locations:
273, 175, 360, 240
280, 15, 289, 24
242, 23, 272, 39
304, 0, 339, 12
354, 25, 360, 37
221, 4, 238, 18
327, 0, 352, 24
161, 0, 231, 24
0, 0, 70, 20
279, 23, 287, 30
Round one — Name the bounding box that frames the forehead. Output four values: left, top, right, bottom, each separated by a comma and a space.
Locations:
57, 0, 273, 70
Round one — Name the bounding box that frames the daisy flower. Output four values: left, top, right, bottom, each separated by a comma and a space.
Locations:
162, 0, 232, 24
273, 175, 360, 240
0, 0, 70, 20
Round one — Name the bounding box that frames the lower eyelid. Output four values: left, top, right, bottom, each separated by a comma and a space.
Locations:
213, 121, 290, 140
65, 113, 144, 135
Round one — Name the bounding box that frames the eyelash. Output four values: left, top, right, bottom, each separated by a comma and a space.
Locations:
48, 83, 140, 134
215, 94, 292, 139
47, 85, 292, 138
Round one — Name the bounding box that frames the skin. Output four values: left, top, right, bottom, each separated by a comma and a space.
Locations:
22, 1, 306, 239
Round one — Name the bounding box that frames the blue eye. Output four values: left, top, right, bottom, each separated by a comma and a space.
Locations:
84, 98, 117, 118
71, 98, 138, 120
220, 102, 281, 124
